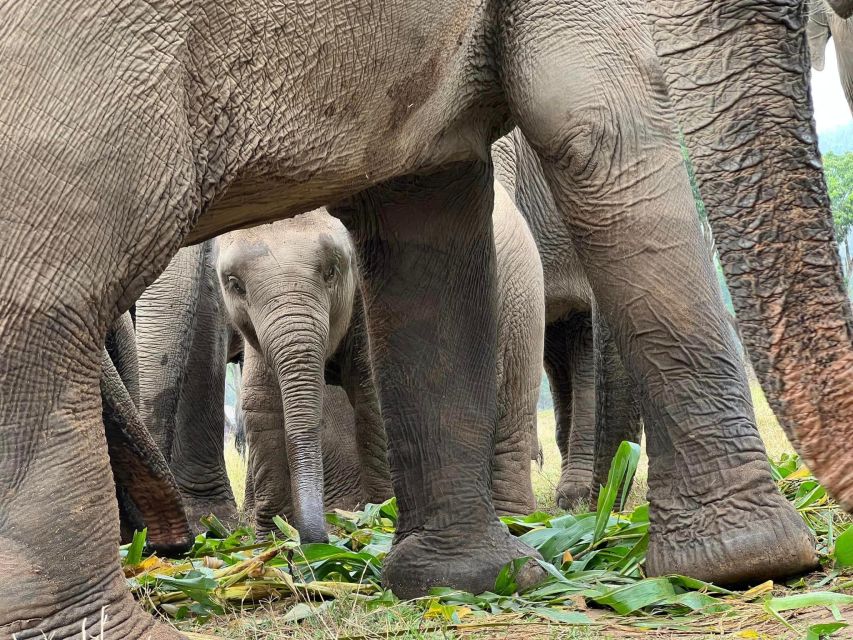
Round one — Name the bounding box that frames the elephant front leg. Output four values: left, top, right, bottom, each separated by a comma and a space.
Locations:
337, 162, 544, 599
241, 344, 295, 536
501, 0, 816, 583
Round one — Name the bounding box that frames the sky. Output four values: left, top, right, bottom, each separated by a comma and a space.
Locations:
813, 40, 851, 134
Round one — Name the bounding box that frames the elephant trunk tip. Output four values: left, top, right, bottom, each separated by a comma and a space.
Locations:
787, 350, 853, 510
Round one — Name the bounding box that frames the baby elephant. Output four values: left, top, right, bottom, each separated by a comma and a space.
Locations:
217, 212, 392, 542
219, 190, 543, 541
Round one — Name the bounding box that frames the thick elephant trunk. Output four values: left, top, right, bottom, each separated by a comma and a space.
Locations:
260, 308, 329, 543
650, 1, 853, 506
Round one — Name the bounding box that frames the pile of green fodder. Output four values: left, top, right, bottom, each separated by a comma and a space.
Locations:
123, 443, 853, 637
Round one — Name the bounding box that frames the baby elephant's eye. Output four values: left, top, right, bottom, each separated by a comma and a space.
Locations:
227, 275, 246, 296
323, 263, 337, 284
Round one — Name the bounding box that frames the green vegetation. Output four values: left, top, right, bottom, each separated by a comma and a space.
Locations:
129, 386, 852, 639
824, 152, 853, 281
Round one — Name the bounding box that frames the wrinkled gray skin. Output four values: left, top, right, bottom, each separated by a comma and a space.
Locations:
808, 0, 853, 114
235, 195, 543, 532
493, 130, 643, 510
1, 1, 841, 636
491, 181, 546, 516
217, 212, 394, 542
136, 241, 239, 530
102, 313, 192, 555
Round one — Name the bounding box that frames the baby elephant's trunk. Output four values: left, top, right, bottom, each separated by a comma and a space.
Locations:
263, 310, 329, 543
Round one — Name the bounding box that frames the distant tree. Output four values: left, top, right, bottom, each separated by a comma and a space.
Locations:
823, 152, 853, 278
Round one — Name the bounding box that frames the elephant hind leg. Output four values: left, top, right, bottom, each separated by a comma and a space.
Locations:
101, 350, 193, 555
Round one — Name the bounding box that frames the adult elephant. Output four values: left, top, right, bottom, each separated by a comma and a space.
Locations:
0, 1, 842, 638
807, 0, 853, 114
492, 130, 643, 510
136, 241, 241, 530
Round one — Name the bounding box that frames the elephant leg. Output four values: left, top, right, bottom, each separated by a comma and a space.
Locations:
105, 311, 145, 539
491, 223, 543, 515
321, 385, 367, 511
136, 244, 206, 458
564, 315, 597, 508
241, 343, 294, 534
0, 177, 190, 638
335, 161, 544, 599
101, 351, 192, 555
171, 241, 237, 531
340, 305, 393, 505
543, 321, 574, 508
590, 305, 643, 504
501, 0, 815, 583
242, 452, 257, 522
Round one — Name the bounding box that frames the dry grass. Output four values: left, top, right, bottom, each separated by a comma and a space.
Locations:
529, 380, 788, 513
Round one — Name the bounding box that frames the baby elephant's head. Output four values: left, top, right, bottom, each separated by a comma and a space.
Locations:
216, 209, 357, 360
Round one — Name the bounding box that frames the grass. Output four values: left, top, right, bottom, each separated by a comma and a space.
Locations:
172, 382, 849, 640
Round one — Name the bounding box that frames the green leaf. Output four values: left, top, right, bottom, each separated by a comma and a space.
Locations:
766, 591, 853, 613
124, 528, 147, 566
806, 622, 848, 640
155, 573, 222, 614
592, 577, 676, 615
521, 516, 596, 564
199, 514, 229, 538
272, 515, 300, 543
530, 607, 593, 624
667, 575, 733, 595
663, 591, 730, 613
593, 441, 640, 545
494, 556, 533, 595
833, 526, 853, 567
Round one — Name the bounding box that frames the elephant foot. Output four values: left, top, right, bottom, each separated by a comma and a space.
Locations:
556, 481, 592, 511
3, 554, 186, 640
382, 522, 545, 599
646, 491, 817, 584
183, 495, 239, 535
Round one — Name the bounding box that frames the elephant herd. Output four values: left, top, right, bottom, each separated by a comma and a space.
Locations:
3, 0, 853, 638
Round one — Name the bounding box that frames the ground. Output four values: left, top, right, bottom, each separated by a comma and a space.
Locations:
138, 382, 852, 639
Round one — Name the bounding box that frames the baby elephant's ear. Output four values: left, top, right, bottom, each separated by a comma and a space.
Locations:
807, 0, 832, 72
